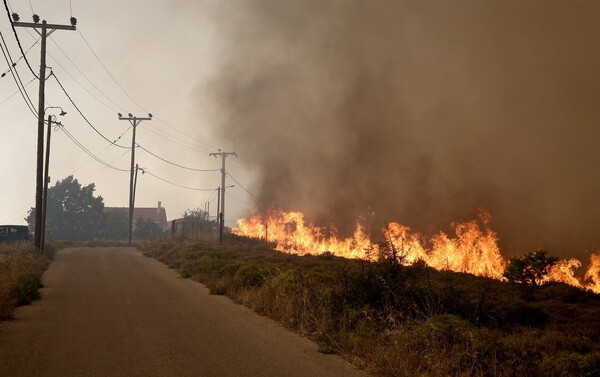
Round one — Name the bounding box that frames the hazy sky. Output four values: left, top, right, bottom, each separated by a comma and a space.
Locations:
0, 0, 255, 228
1, 1, 599, 258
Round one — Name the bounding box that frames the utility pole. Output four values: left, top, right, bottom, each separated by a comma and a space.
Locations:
13, 15, 76, 251
209, 150, 237, 244
41, 114, 51, 254
118, 113, 152, 245
216, 187, 220, 236
40, 108, 66, 254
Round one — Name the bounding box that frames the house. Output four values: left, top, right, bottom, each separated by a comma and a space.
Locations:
103, 201, 168, 231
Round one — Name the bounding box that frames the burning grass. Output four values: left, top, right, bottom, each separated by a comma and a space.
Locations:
0, 242, 54, 320
234, 210, 600, 293
142, 240, 600, 377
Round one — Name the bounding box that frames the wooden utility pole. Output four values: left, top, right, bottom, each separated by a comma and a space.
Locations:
209, 151, 237, 244
13, 17, 76, 251
216, 187, 220, 237
118, 113, 152, 245
41, 108, 66, 254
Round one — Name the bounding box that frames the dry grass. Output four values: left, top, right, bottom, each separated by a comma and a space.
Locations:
142, 240, 600, 376
0, 242, 54, 320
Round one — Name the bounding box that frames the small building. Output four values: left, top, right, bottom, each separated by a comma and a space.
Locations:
103, 201, 168, 231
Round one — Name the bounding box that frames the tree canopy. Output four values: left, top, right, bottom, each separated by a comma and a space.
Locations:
134, 218, 163, 240
503, 249, 559, 287
101, 209, 128, 240
26, 176, 104, 241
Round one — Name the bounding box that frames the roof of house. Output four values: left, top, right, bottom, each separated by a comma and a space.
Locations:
103, 206, 167, 222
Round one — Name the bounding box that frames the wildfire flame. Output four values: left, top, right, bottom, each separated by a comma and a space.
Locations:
234, 210, 600, 294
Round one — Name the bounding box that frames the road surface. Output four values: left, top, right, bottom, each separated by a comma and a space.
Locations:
0, 247, 366, 377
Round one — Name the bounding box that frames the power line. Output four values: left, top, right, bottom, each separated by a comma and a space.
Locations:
0, 37, 38, 78
49, 36, 126, 113
140, 168, 216, 191
153, 116, 219, 151
2, 0, 39, 79
77, 29, 146, 112
82, 148, 130, 181
46, 46, 122, 114
139, 123, 214, 154
68, 124, 132, 176
0, 30, 37, 117
51, 72, 130, 149
137, 144, 220, 172
58, 124, 129, 172
0, 199, 34, 223
226, 192, 251, 206
0, 76, 34, 107
226, 172, 257, 198
77, 28, 220, 153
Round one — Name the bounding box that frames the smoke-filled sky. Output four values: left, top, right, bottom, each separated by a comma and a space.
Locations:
1, 1, 598, 258
201, 0, 600, 258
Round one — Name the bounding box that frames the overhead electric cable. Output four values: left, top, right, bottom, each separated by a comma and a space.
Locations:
226, 172, 257, 198
152, 116, 219, 151
82, 148, 130, 181
0, 76, 34, 107
141, 169, 215, 191
0, 200, 34, 223
0, 31, 37, 117
137, 144, 220, 172
77, 28, 220, 153
77, 29, 146, 112
2, 0, 40, 79
1, 37, 38, 78
226, 192, 251, 205
68, 124, 133, 176
49, 36, 126, 113
46, 48, 121, 113
58, 125, 129, 171
139, 124, 213, 154
51, 72, 130, 149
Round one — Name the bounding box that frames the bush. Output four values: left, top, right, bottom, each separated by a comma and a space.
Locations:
504, 249, 559, 287
139, 240, 600, 377
0, 242, 52, 321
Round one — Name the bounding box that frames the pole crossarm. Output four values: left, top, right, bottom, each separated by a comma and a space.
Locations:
13, 21, 76, 31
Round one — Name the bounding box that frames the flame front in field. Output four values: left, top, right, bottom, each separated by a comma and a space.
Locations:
234, 210, 600, 294
234, 210, 505, 278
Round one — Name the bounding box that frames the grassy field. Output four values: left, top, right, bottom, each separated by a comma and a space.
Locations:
141, 239, 600, 377
0, 242, 54, 320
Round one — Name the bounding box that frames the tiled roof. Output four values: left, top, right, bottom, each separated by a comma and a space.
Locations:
103, 207, 167, 222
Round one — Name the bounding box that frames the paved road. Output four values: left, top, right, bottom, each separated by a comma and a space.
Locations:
0, 247, 366, 377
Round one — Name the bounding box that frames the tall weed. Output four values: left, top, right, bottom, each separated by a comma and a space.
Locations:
0, 242, 52, 320
142, 240, 600, 377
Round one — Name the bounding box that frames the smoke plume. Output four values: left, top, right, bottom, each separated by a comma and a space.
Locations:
197, 0, 600, 258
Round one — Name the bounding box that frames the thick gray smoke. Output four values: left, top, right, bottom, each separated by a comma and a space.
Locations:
197, 0, 600, 258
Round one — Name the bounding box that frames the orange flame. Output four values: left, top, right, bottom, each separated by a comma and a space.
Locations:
234, 210, 600, 293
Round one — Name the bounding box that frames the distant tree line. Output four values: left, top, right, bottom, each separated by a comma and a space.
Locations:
26, 176, 166, 241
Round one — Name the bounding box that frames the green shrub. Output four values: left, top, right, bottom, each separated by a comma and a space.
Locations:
139, 240, 600, 377
234, 263, 264, 288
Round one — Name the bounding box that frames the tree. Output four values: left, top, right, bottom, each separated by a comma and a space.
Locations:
503, 249, 559, 287
180, 208, 212, 239
100, 209, 128, 240
26, 176, 105, 241
134, 218, 163, 240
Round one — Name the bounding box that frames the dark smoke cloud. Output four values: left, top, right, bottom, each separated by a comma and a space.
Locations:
196, 0, 600, 258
